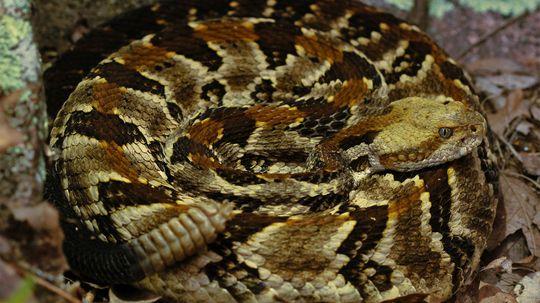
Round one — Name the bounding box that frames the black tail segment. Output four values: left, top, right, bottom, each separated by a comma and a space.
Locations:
44, 169, 145, 284
61, 219, 146, 284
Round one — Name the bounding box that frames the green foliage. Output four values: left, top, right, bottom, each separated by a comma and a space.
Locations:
382, 0, 411, 10
3, 277, 35, 303
384, 0, 540, 16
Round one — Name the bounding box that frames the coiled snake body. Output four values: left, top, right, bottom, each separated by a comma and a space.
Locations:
45, 0, 499, 302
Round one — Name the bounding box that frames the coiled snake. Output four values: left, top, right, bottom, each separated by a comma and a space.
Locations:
44, 0, 499, 302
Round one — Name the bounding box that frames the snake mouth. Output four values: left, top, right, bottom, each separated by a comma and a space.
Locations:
461, 136, 483, 153
378, 134, 484, 173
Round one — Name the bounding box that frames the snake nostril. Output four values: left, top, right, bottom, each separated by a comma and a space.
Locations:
470, 125, 477, 133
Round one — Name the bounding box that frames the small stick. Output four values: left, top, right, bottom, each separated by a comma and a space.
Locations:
495, 132, 523, 163
14, 265, 81, 303
504, 170, 540, 191
457, 11, 531, 60
32, 273, 82, 303
408, 0, 430, 30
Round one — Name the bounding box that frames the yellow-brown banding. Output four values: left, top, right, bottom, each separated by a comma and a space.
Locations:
245, 105, 305, 127
119, 43, 174, 70
99, 141, 140, 183
330, 79, 369, 108
187, 118, 225, 146
194, 20, 259, 43
256, 172, 293, 182
91, 81, 127, 114
387, 186, 423, 221
295, 34, 343, 64
188, 153, 221, 170
285, 213, 350, 226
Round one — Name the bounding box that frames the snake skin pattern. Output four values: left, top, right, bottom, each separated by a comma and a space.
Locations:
44, 0, 499, 302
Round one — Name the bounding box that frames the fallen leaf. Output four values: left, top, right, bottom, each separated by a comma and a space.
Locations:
477, 232, 532, 296
511, 255, 540, 273
519, 152, 540, 176
535, 210, 540, 226
0, 259, 22, 299
485, 75, 537, 91
467, 57, 525, 75
515, 121, 534, 136
530, 103, 540, 121
479, 291, 518, 303
482, 257, 513, 274
471, 56, 537, 110
478, 284, 506, 302
476, 77, 505, 107
499, 173, 540, 257
513, 272, 540, 303
494, 272, 526, 295
486, 89, 529, 136
11, 202, 60, 231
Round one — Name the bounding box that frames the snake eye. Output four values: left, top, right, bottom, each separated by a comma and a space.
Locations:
438, 127, 453, 138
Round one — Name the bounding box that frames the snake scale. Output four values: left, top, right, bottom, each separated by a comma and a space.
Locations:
43, 0, 499, 302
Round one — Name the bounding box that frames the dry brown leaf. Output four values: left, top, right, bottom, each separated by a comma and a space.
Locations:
520, 152, 540, 176
534, 210, 540, 226
499, 173, 540, 257
479, 246, 529, 292
0, 259, 22, 299
483, 257, 513, 274
495, 272, 527, 295
472, 57, 537, 109
11, 202, 60, 231
479, 290, 518, 303
512, 255, 540, 273
467, 58, 525, 75
513, 272, 540, 303
485, 75, 537, 91
478, 284, 507, 302
486, 89, 529, 136
515, 121, 534, 136
530, 103, 540, 122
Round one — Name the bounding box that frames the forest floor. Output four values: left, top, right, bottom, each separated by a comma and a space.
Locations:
1, 1, 540, 302
428, 5, 540, 303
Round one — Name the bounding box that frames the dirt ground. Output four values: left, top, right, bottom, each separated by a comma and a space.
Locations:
1, 1, 540, 302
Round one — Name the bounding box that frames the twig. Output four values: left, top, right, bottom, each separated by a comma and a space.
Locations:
504, 170, 540, 191
495, 132, 522, 163
14, 265, 81, 303
407, 0, 430, 30
32, 273, 82, 303
457, 11, 531, 60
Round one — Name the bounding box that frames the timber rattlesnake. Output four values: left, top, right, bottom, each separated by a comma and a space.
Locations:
44, 0, 499, 302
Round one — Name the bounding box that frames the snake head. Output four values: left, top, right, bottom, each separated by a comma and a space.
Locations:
368, 96, 486, 172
